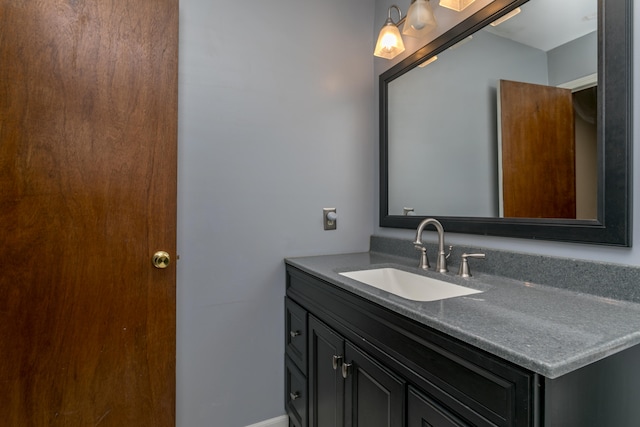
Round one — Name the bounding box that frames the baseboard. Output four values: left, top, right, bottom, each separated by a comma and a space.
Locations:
245, 414, 288, 427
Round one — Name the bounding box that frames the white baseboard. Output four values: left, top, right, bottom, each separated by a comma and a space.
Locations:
245, 415, 288, 427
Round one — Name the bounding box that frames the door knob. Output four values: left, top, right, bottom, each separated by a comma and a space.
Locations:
152, 251, 171, 268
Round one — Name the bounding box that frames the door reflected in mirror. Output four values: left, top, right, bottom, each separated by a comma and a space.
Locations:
498, 80, 597, 219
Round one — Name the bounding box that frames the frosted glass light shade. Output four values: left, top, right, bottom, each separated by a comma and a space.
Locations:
374, 22, 405, 59
402, 0, 437, 38
439, 0, 476, 12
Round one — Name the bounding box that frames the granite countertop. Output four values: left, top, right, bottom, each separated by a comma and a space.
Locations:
285, 251, 640, 379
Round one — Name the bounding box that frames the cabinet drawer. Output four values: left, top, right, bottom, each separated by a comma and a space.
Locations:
286, 297, 307, 373
286, 355, 308, 427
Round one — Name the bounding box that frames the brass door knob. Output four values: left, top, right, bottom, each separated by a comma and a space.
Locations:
152, 251, 170, 269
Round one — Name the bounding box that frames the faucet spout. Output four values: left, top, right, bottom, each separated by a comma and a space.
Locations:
414, 218, 449, 273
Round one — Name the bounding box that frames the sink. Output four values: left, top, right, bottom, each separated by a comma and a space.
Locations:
339, 268, 483, 302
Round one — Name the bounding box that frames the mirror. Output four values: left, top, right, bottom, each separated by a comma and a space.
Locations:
380, 0, 632, 245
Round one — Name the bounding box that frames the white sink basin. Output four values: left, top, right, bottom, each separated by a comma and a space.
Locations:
339, 268, 483, 302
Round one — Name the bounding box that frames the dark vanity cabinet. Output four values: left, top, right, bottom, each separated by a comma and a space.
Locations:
308, 315, 405, 427
285, 266, 537, 427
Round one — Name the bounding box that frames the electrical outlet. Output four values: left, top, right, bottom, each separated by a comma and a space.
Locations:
323, 208, 337, 230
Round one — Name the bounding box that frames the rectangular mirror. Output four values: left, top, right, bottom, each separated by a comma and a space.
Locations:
380, 0, 632, 245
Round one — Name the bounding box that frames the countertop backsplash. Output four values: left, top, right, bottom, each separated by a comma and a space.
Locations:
370, 235, 640, 304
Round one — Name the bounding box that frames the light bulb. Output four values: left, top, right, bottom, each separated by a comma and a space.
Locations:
381, 32, 399, 51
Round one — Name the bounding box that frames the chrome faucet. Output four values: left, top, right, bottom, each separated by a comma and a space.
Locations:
414, 218, 450, 273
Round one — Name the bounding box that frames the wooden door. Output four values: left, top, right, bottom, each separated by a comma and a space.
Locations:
0, 1, 178, 425
499, 80, 576, 218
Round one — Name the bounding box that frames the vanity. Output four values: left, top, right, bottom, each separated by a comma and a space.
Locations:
283, 246, 640, 426
283, 0, 635, 424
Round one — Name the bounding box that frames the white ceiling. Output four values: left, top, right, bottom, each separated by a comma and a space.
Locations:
483, 0, 598, 51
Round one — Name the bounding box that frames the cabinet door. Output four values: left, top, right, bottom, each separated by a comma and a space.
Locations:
308, 316, 345, 427
344, 342, 405, 427
408, 386, 471, 427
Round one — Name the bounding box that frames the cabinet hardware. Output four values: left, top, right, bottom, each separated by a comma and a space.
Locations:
341, 362, 352, 379
332, 355, 343, 370
289, 391, 300, 401
289, 330, 301, 338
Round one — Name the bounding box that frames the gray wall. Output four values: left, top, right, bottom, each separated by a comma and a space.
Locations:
375, 0, 640, 266
177, 0, 637, 425
177, 0, 376, 425
547, 31, 597, 86
387, 30, 548, 217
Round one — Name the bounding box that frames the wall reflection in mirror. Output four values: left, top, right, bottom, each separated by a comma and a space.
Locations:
388, 0, 597, 219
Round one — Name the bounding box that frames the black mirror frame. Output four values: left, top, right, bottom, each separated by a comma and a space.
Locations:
380, 0, 633, 246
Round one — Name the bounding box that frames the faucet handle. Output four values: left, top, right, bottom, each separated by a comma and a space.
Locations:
415, 245, 430, 270
458, 253, 485, 278
445, 245, 453, 259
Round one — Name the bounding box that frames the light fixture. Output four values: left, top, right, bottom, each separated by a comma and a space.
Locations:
402, 0, 437, 38
418, 55, 438, 68
374, 5, 406, 59
490, 7, 521, 26
439, 0, 476, 12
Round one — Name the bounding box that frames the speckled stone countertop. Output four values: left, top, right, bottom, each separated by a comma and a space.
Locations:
285, 251, 640, 379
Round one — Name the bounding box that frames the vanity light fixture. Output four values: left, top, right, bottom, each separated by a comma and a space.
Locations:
418, 55, 438, 67
490, 7, 521, 26
402, 0, 437, 38
439, 0, 476, 12
374, 5, 406, 59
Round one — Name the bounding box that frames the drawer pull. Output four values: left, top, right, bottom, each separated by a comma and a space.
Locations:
341, 362, 352, 379
289, 330, 301, 338
332, 355, 343, 370
289, 391, 300, 401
